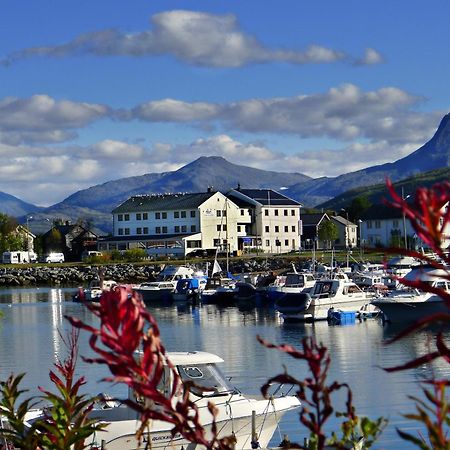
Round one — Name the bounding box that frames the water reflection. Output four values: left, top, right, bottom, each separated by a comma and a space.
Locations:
0, 288, 449, 449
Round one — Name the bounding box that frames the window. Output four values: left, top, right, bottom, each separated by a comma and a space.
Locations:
265, 239, 270, 246
156, 227, 161, 234
367, 221, 373, 229
181, 211, 186, 218
264, 210, 269, 216
223, 210, 227, 217
143, 213, 148, 220
291, 210, 296, 216
285, 239, 289, 246
181, 225, 187, 232
118, 228, 123, 235
275, 225, 279, 232
240, 209, 245, 216
223, 224, 227, 231
213, 239, 221, 247
162, 226, 168, 233
265, 225, 269, 232
284, 226, 289, 232
237, 225, 241, 232
284, 209, 288, 216
274, 209, 279, 216
136, 227, 142, 235
143, 227, 148, 234
155, 212, 161, 220
190, 210, 196, 218
174, 211, 180, 218
217, 210, 222, 217
136, 213, 141, 220
162, 212, 167, 219
292, 225, 296, 232
191, 225, 196, 232
217, 224, 221, 232
124, 228, 130, 235
124, 214, 130, 221
375, 220, 381, 229
174, 226, 180, 233
118, 214, 123, 221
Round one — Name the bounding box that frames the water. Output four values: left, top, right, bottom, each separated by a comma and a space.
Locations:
0, 287, 449, 449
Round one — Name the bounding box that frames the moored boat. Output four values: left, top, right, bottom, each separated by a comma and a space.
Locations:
16, 351, 300, 450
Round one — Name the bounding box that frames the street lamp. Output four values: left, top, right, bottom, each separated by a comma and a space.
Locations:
401, 188, 411, 249
26, 215, 33, 261
358, 219, 363, 258
341, 208, 349, 248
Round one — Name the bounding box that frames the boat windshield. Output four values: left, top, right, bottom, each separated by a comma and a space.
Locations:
285, 273, 305, 286
178, 363, 235, 397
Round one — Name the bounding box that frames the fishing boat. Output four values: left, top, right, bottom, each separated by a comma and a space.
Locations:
267, 268, 316, 305
133, 265, 195, 303
17, 351, 300, 450
279, 272, 378, 322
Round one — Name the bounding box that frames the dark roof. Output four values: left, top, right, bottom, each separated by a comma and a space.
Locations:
235, 188, 300, 206
361, 204, 404, 220
225, 195, 254, 208
301, 213, 329, 226
113, 192, 216, 213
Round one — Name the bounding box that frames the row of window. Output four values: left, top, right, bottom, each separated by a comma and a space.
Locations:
117, 211, 197, 221
117, 225, 197, 236
264, 209, 296, 217
264, 225, 296, 233
366, 219, 400, 229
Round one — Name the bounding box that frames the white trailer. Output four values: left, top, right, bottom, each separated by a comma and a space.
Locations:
2, 251, 37, 264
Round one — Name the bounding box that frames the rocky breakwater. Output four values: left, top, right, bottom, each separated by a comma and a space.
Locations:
0, 264, 159, 287
0, 257, 302, 287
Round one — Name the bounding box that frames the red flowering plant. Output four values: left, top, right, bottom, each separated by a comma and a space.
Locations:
0, 329, 104, 450
66, 285, 235, 450
257, 336, 386, 450
382, 180, 450, 448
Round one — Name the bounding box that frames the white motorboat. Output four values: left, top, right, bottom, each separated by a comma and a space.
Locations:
200, 276, 237, 305
383, 256, 420, 289
371, 267, 450, 323
280, 272, 378, 322
20, 351, 300, 450
73, 279, 118, 303
133, 265, 195, 303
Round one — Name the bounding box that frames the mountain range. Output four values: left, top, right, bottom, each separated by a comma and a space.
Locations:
2, 112, 449, 234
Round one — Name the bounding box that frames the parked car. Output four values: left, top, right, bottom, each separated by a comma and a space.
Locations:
45, 252, 65, 263
2, 251, 37, 264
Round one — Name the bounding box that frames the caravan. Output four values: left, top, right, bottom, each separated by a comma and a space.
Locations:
2, 251, 37, 264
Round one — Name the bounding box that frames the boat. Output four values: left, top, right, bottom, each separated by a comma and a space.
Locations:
73, 279, 118, 303
172, 275, 208, 304
133, 265, 195, 303
371, 267, 450, 323
267, 269, 316, 305
200, 276, 237, 306
383, 256, 420, 289
234, 282, 259, 310
18, 351, 301, 450
279, 272, 378, 322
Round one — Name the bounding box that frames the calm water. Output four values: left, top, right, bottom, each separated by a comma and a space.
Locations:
0, 287, 449, 449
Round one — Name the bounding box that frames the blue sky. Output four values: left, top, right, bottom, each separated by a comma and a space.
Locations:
1, 0, 449, 206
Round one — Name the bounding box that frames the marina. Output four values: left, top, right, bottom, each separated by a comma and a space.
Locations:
0, 286, 449, 449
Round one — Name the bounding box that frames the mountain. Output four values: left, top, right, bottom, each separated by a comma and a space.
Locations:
285, 113, 450, 206
32, 156, 312, 233
316, 166, 450, 212
0, 192, 42, 217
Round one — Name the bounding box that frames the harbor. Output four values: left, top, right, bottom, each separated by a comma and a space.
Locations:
1, 285, 449, 449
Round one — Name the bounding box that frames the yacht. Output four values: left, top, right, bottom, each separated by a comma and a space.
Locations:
279, 273, 378, 322
267, 270, 316, 304
133, 265, 195, 303
20, 351, 300, 450
371, 267, 450, 323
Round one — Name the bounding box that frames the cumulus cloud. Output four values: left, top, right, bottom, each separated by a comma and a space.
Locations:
0, 95, 109, 144
1, 10, 381, 68
90, 140, 144, 160
132, 84, 440, 145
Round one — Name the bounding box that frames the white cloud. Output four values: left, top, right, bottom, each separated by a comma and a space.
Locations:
133, 84, 440, 145
1, 10, 382, 68
90, 140, 144, 160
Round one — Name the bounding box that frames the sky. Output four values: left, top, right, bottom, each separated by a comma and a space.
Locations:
1, 0, 449, 206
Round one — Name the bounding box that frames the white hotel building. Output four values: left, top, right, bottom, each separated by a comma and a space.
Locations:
98, 187, 302, 257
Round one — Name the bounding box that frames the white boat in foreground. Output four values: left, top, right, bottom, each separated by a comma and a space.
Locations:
19, 351, 300, 450
371, 267, 450, 323
280, 273, 378, 322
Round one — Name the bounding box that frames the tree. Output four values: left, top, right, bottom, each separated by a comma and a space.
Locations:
0, 213, 25, 254
347, 196, 371, 222
318, 220, 338, 249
